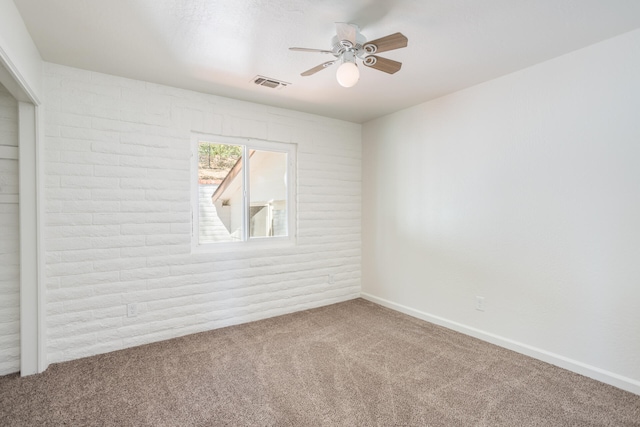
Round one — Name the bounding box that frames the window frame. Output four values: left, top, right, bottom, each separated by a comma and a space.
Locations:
191, 133, 297, 252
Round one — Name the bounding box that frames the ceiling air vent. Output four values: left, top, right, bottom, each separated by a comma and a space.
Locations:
252, 76, 290, 89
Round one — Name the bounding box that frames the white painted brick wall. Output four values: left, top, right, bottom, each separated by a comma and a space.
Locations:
0, 83, 20, 375
43, 63, 362, 364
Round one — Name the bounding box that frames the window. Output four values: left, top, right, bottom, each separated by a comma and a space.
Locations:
192, 135, 296, 249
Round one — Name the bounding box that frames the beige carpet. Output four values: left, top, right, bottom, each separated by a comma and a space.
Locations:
1, 298, 638, 426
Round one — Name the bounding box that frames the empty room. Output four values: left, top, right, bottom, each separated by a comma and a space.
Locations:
1, 0, 640, 425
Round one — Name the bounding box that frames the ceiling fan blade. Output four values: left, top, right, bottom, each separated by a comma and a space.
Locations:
363, 55, 402, 74
336, 22, 356, 45
363, 32, 408, 54
301, 60, 337, 76
290, 47, 333, 54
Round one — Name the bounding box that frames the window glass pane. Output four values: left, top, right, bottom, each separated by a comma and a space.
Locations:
198, 142, 243, 243
249, 150, 288, 238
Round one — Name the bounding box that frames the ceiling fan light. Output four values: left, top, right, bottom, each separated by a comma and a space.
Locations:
336, 62, 359, 87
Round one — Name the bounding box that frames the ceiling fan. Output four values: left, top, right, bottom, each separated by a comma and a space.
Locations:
290, 22, 408, 88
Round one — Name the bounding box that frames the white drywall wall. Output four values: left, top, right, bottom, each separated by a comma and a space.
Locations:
0, 82, 20, 375
43, 63, 361, 364
362, 29, 640, 393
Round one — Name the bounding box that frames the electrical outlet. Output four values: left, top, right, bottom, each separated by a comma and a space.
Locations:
328, 274, 335, 284
475, 296, 485, 312
127, 303, 138, 318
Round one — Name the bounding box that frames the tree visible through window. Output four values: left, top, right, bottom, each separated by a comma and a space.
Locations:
194, 138, 295, 246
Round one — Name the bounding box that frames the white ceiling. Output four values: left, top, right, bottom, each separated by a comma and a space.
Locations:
12, 0, 640, 123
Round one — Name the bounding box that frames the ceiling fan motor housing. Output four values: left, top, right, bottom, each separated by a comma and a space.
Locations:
330, 32, 368, 59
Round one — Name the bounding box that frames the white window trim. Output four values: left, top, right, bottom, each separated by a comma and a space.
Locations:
190, 133, 297, 253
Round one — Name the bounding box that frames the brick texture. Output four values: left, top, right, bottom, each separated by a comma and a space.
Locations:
43, 63, 362, 364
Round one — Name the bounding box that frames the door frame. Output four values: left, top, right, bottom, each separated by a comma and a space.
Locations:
0, 55, 45, 375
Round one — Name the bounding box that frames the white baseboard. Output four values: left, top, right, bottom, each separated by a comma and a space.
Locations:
360, 292, 640, 396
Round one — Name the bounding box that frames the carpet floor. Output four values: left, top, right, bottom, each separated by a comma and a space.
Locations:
1, 298, 639, 426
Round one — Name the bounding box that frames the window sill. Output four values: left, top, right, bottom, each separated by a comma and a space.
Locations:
190, 236, 296, 254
